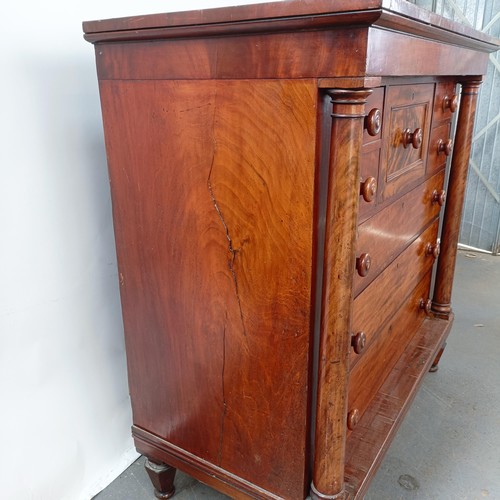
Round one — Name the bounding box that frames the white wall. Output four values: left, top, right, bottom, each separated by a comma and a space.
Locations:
0, 1, 273, 499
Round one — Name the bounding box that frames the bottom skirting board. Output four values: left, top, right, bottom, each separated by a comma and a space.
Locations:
132, 314, 454, 500
132, 425, 282, 499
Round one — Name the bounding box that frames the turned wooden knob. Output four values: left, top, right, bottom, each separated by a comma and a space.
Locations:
426, 240, 441, 259
356, 253, 371, 277
419, 298, 432, 315
360, 176, 377, 203
432, 189, 447, 207
443, 94, 459, 113
402, 127, 423, 149
351, 331, 367, 354
437, 138, 453, 156
347, 409, 360, 430
364, 108, 382, 136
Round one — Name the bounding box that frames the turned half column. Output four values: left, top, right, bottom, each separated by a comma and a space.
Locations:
311, 88, 372, 500
432, 80, 482, 317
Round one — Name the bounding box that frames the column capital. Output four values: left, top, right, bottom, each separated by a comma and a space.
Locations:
326, 88, 373, 118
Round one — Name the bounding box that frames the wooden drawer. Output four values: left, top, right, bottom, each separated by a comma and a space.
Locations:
427, 122, 453, 175
379, 83, 434, 201
363, 87, 384, 146
358, 147, 381, 222
354, 171, 445, 296
433, 81, 459, 124
350, 219, 440, 368
348, 270, 433, 429
359, 87, 384, 222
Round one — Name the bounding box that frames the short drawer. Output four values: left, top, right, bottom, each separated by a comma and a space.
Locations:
354, 171, 445, 296
347, 270, 433, 429
359, 87, 384, 222
379, 83, 434, 201
427, 122, 453, 175
358, 147, 381, 222
363, 87, 384, 146
433, 81, 459, 124
350, 219, 440, 367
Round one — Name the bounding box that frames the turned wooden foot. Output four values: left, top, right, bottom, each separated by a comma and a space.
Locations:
429, 343, 447, 372
144, 459, 176, 499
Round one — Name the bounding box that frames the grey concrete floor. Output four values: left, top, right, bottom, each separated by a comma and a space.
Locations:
95, 250, 500, 500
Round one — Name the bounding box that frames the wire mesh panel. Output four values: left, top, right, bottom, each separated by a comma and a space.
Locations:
409, 0, 500, 253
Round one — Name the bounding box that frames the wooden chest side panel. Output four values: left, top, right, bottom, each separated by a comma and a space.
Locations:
99, 79, 317, 498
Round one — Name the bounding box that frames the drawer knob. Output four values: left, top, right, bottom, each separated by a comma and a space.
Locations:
364, 108, 382, 136
437, 138, 453, 156
443, 94, 459, 113
356, 253, 371, 277
419, 298, 432, 315
360, 176, 377, 203
432, 189, 447, 207
426, 240, 441, 259
347, 409, 360, 430
402, 127, 423, 149
351, 331, 367, 354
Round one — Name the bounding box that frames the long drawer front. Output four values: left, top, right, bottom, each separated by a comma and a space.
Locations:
348, 270, 432, 426
354, 171, 444, 297
350, 218, 439, 369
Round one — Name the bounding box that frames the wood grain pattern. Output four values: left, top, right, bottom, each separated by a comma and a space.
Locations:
311, 89, 372, 500
134, 426, 284, 500
348, 270, 433, 425
144, 459, 176, 499
379, 83, 434, 201
344, 314, 454, 498
83, 0, 499, 51
93, 29, 368, 81
358, 148, 382, 223
351, 219, 440, 369
433, 80, 481, 317
85, 2, 499, 498
433, 81, 458, 124
363, 87, 385, 145
354, 171, 445, 296
427, 122, 452, 175
83, 0, 383, 36
367, 27, 491, 76
99, 79, 317, 499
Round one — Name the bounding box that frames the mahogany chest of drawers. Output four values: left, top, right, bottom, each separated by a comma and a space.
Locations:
84, 2, 499, 499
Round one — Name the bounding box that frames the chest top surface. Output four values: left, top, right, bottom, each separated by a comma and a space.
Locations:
83, 0, 499, 49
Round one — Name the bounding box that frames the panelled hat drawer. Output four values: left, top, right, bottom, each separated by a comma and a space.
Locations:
379, 83, 434, 201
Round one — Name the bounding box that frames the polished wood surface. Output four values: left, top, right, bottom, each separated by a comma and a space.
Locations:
380, 83, 433, 201
344, 314, 454, 498
358, 148, 381, 222
83, 0, 499, 51
134, 426, 284, 499
144, 460, 176, 499
348, 271, 433, 425
433, 81, 482, 317
366, 28, 490, 76
100, 79, 317, 499
428, 123, 452, 174
92, 29, 370, 81
312, 89, 371, 500
351, 220, 440, 369
434, 82, 459, 122
354, 172, 444, 296
84, 2, 499, 499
